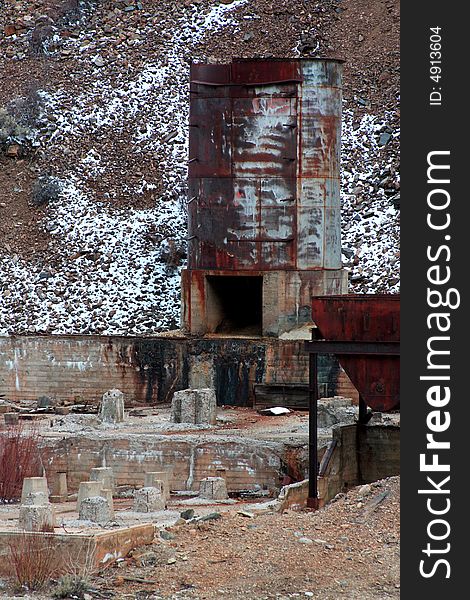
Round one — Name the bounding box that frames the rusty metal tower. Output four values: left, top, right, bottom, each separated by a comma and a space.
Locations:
182, 58, 347, 337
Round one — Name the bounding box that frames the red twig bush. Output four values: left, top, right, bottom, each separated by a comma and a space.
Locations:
0, 423, 43, 503
7, 532, 60, 591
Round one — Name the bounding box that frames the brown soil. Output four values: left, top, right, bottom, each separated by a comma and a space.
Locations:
91, 476, 400, 599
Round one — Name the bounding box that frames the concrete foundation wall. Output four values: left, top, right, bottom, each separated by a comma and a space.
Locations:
318, 424, 400, 503
40, 434, 289, 494
182, 268, 347, 337
0, 335, 358, 407
0, 524, 155, 571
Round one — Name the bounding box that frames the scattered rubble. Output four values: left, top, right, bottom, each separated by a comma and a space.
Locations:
90, 476, 400, 599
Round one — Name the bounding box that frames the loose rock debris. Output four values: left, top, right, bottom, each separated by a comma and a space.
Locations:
90, 477, 400, 600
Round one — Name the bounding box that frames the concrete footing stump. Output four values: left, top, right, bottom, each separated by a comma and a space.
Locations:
90, 467, 115, 492
56, 472, 68, 496
77, 481, 103, 511
171, 388, 217, 425
100, 488, 115, 518
79, 496, 111, 525
50, 471, 68, 502
199, 477, 228, 500
23, 491, 49, 506
21, 477, 49, 504
144, 471, 170, 500
19, 504, 55, 531
99, 389, 125, 423
133, 487, 165, 512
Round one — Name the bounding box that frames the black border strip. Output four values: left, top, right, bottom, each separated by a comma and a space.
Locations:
401, 2, 467, 595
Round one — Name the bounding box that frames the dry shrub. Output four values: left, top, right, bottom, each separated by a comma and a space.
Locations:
4, 534, 96, 596
0, 423, 43, 503
7, 532, 60, 591
52, 539, 96, 599
7, 85, 44, 129
31, 176, 62, 206
0, 108, 33, 153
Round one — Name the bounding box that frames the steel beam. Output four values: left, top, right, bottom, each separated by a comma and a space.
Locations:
304, 340, 400, 355
307, 352, 319, 509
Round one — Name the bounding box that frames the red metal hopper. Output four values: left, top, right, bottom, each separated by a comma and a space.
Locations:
310, 294, 400, 412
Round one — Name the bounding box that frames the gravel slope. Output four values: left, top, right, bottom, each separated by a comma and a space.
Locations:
0, 0, 400, 335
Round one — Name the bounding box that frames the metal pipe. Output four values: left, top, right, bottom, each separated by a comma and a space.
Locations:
307, 352, 319, 509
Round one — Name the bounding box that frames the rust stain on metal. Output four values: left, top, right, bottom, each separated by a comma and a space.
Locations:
188, 58, 343, 272
310, 294, 400, 412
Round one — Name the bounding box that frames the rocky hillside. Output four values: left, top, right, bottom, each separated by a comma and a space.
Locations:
0, 0, 400, 335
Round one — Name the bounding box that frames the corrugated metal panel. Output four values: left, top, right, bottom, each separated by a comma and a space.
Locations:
188, 58, 343, 271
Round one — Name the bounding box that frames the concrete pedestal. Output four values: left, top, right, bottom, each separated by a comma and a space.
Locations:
100, 488, 114, 518
100, 389, 125, 423
199, 476, 228, 500
90, 467, 115, 492
144, 471, 170, 501
77, 481, 103, 511
21, 477, 49, 504
171, 388, 217, 425
133, 487, 165, 512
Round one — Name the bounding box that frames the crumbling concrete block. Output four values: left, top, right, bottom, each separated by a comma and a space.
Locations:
19, 504, 55, 531
144, 471, 170, 501
90, 467, 115, 492
276, 479, 309, 512
317, 397, 357, 428
77, 481, 103, 511
171, 388, 216, 425
133, 487, 165, 512
199, 476, 228, 500
79, 496, 111, 525
23, 491, 49, 506
4, 412, 19, 426
100, 488, 115, 518
21, 477, 49, 504
99, 389, 125, 423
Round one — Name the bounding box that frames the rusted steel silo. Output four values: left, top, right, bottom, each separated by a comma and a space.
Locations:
182, 59, 347, 337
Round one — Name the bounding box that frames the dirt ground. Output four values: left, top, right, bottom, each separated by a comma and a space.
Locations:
95, 477, 400, 600
0, 477, 399, 600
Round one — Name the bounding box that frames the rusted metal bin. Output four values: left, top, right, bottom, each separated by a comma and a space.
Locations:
310, 294, 399, 342
188, 58, 343, 271
309, 294, 400, 412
